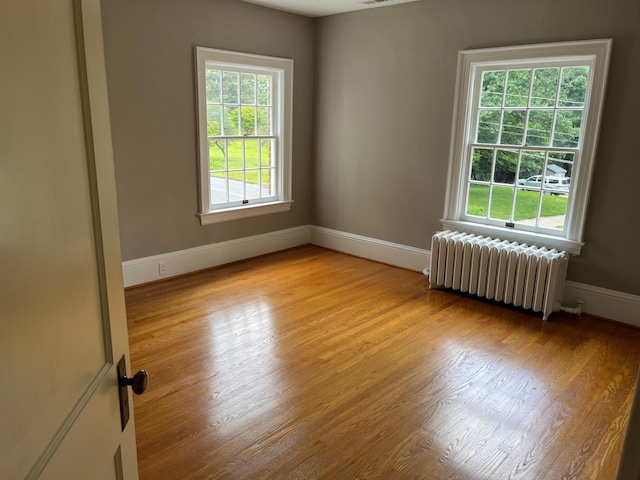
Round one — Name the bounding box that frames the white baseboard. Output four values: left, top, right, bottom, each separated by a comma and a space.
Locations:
121, 224, 640, 328
309, 226, 430, 272
122, 225, 310, 287
563, 281, 640, 328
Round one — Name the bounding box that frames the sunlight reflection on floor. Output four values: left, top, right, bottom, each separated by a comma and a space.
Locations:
206, 299, 290, 438
409, 341, 551, 478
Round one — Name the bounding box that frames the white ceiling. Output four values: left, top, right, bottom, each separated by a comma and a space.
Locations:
240, 0, 421, 18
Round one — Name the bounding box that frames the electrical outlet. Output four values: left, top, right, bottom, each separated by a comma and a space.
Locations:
158, 262, 167, 276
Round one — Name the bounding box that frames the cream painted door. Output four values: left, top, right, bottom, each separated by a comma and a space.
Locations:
0, 0, 139, 478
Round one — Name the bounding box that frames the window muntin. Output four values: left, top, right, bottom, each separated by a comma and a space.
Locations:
443, 40, 611, 254
195, 48, 293, 225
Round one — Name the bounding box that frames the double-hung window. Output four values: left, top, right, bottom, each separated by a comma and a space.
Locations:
442, 40, 611, 254
195, 47, 293, 225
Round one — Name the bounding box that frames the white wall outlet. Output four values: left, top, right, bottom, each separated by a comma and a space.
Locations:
158, 262, 167, 276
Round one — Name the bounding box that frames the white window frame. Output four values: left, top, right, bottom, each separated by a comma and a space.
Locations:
442, 39, 612, 255
195, 47, 293, 225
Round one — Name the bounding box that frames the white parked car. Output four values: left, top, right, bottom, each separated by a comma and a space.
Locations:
517, 175, 570, 194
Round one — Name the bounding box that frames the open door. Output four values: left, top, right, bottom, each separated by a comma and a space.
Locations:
1, 0, 140, 478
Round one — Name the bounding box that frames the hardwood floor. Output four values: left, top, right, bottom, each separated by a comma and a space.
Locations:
125, 245, 640, 479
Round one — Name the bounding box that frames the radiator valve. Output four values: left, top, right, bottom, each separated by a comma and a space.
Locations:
556, 299, 584, 317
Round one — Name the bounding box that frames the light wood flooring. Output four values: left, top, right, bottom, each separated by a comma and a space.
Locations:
125, 245, 640, 479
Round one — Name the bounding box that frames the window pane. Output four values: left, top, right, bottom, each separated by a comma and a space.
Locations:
480, 71, 505, 107
257, 107, 271, 135
228, 170, 244, 202
229, 170, 244, 181
559, 66, 589, 107
493, 149, 518, 184
489, 185, 514, 220
240, 106, 256, 136
209, 128, 228, 206
210, 175, 228, 205
228, 139, 243, 171
505, 70, 531, 107
518, 150, 545, 181
222, 71, 239, 104
500, 110, 526, 145
466, 184, 489, 217
207, 105, 222, 136
545, 158, 569, 179
530, 68, 559, 107
206, 69, 221, 103
246, 166, 260, 199
549, 152, 574, 177
477, 110, 500, 144
514, 188, 541, 223
540, 193, 567, 230
261, 139, 273, 167
209, 139, 226, 172
257, 75, 271, 106
223, 106, 239, 135
470, 148, 493, 181
244, 160, 260, 198
245, 139, 259, 169
261, 168, 275, 197
553, 110, 582, 148
526, 110, 553, 146
240, 73, 256, 105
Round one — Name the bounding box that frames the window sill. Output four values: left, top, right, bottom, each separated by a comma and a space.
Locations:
440, 219, 584, 255
199, 200, 293, 225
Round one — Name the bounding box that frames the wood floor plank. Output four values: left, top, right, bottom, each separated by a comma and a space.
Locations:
125, 245, 640, 479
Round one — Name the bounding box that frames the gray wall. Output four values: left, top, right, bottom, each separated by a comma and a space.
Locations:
101, 0, 314, 261
102, 0, 640, 297
313, 0, 640, 296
